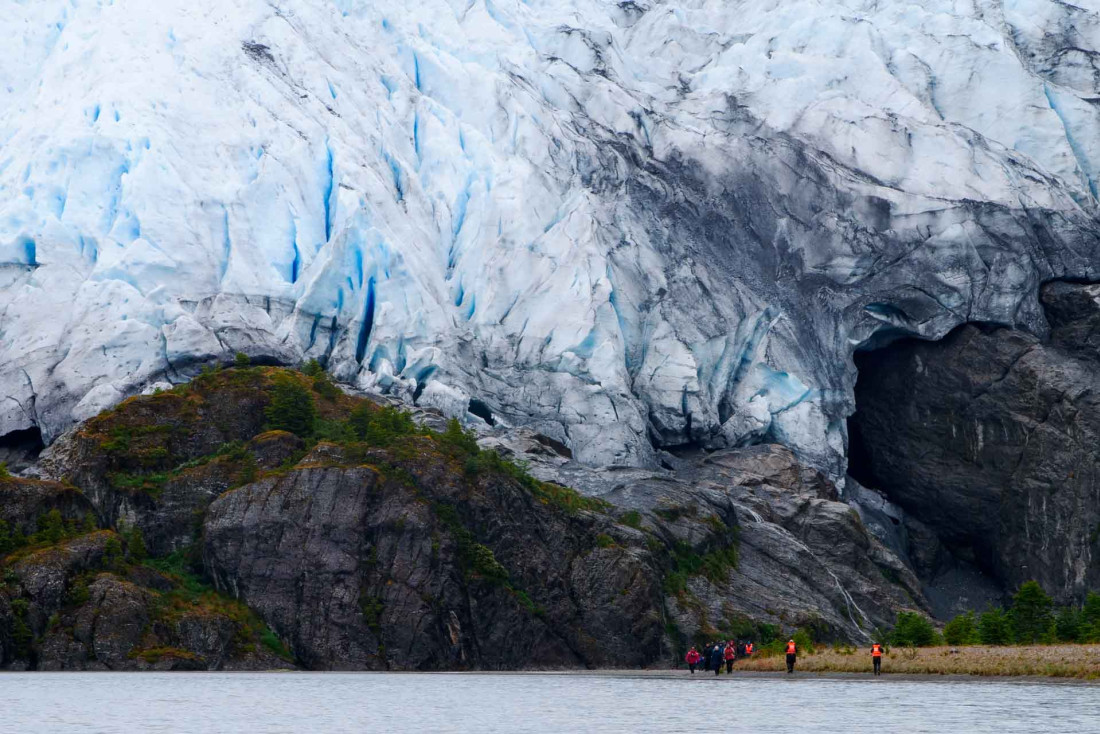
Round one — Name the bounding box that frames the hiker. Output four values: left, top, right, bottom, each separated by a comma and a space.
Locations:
710, 643, 725, 676
871, 642, 883, 676
724, 641, 736, 673
686, 647, 702, 674
785, 639, 797, 674
744, 641, 754, 658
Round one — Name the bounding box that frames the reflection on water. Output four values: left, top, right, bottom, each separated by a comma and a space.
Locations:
2, 671, 1098, 733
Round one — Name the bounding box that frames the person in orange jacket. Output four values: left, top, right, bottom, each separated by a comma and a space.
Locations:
744, 641, 754, 658
785, 639, 797, 673
724, 641, 736, 673
685, 646, 702, 674
871, 642, 884, 676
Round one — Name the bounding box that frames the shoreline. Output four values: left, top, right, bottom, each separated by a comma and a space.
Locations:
3, 664, 1098, 685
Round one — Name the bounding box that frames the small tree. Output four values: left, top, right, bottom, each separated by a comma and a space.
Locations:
103, 534, 125, 571
1011, 581, 1053, 644
0, 519, 12, 555
0, 461, 9, 479
1055, 606, 1081, 643
264, 374, 317, 437
126, 526, 148, 561
440, 418, 479, 456
1080, 592, 1100, 642
301, 358, 324, 377
979, 607, 1012, 645
792, 627, 815, 655
943, 611, 979, 646
234, 352, 251, 367
82, 512, 98, 533
37, 509, 66, 545
1081, 592, 1100, 627
891, 611, 937, 647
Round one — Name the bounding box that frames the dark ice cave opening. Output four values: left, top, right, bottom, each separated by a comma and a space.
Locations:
845, 331, 1009, 617
0, 426, 45, 473
467, 398, 496, 426
845, 344, 897, 494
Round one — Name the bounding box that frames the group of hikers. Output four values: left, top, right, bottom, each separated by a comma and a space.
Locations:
685, 640, 886, 675
684, 640, 756, 675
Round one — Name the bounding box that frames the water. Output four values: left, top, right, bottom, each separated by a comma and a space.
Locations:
2, 671, 1098, 733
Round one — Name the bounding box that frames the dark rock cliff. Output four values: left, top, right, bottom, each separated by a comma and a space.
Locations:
2, 365, 920, 670
851, 281, 1100, 607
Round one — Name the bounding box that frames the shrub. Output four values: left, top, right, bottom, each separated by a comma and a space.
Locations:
1055, 606, 1082, 643
0, 519, 12, 555
264, 374, 316, 437
234, 352, 251, 367
126, 526, 148, 561
1011, 580, 1053, 644
11, 598, 32, 658
350, 404, 419, 446
465, 542, 509, 584
439, 418, 479, 456
943, 611, 979, 646
36, 509, 66, 545
0, 461, 9, 479
259, 626, 293, 660
793, 627, 815, 655
360, 593, 384, 633
757, 623, 781, 645
301, 358, 324, 377
979, 607, 1013, 645
103, 534, 125, 571
312, 375, 341, 401
1081, 592, 1100, 642
620, 511, 643, 529
82, 512, 98, 533
891, 611, 937, 647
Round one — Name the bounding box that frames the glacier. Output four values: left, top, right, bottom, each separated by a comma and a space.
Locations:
2, 0, 1100, 477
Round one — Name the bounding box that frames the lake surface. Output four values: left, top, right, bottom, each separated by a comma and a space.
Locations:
2, 671, 1098, 733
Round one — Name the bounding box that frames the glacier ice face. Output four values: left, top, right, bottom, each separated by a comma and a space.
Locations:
2, 0, 1099, 476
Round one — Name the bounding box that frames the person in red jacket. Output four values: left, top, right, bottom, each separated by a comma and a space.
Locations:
723, 641, 736, 673
685, 646, 702, 674
871, 642, 884, 676
785, 639, 797, 674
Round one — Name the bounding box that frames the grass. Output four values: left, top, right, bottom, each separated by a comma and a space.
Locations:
143, 548, 294, 662
663, 532, 741, 597
129, 646, 203, 664
732, 644, 1100, 679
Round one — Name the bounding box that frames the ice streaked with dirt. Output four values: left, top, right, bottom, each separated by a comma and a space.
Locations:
3, 0, 1100, 477
3, 671, 1099, 733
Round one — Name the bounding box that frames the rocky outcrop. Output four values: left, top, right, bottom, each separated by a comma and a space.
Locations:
489, 432, 926, 642
0, 477, 96, 535
0, 529, 288, 670
204, 442, 668, 670
5, 365, 928, 670
34, 372, 306, 556
850, 281, 1100, 606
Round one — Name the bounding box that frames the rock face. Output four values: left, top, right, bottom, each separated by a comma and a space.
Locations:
850, 281, 1100, 606
204, 443, 667, 670
0, 529, 287, 671
3, 1, 1100, 477
489, 432, 926, 642
0, 477, 95, 536
4, 366, 926, 670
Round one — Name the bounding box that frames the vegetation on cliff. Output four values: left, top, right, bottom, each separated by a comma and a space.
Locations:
5, 363, 726, 670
